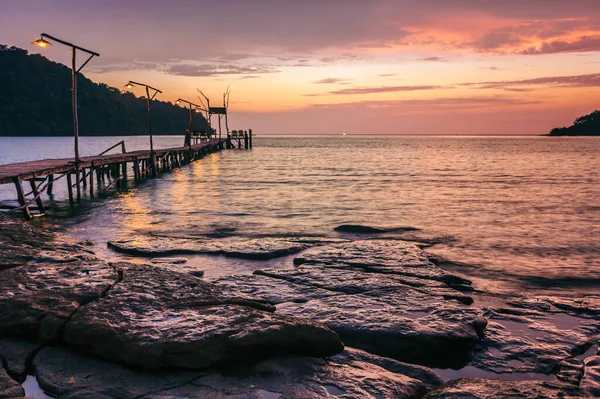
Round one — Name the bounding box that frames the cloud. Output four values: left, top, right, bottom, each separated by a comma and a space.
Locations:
310, 96, 540, 110
420, 56, 449, 62
519, 35, 600, 54
329, 85, 441, 95
167, 63, 278, 77
314, 78, 351, 84
468, 73, 600, 89
378, 73, 397, 77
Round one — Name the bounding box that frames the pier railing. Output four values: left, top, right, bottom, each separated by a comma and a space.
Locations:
98, 140, 126, 156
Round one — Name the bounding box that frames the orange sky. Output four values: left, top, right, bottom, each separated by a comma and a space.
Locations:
2, 0, 600, 134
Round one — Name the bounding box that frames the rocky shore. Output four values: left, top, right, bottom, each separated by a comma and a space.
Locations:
1, 219, 599, 398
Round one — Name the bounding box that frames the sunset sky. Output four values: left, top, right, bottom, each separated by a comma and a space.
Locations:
2, 0, 600, 134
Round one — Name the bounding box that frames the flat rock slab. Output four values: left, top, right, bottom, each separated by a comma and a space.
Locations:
211, 274, 341, 305
255, 265, 473, 304
0, 260, 118, 341
0, 365, 23, 399
276, 292, 486, 368
331, 347, 444, 390
0, 339, 39, 378
108, 236, 347, 260
64, 263, 343, 370
294, 240, 472, 286
143, 356, 428, 399
470, 303, 600, 375
0, 219, 95, 270
424, 378, 583, 399
33, 346, 205, 399
581, 356, 600, 397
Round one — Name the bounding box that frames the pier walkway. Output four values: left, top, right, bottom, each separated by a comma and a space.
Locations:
0, 138, 229, 219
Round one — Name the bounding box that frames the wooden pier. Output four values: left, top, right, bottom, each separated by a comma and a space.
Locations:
0, 138, 233, 220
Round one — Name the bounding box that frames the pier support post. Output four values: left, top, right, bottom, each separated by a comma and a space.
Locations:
89, 163, 94, 199
28, 179, 45, 214
66, 173, 74, 204
244, 131, 249, 150
75, 166, 81, 201
47, 174, 54, 196
13, 177, 32, 220
249, 129, 253, 149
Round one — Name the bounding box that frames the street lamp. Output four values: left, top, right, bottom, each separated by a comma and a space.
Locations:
124, 81, 161, 176
33, 33, 99, 200
176, 98, 206, 146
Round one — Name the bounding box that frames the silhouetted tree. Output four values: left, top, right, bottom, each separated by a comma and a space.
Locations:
0, 45, 209, 136
549, 110, 600, 136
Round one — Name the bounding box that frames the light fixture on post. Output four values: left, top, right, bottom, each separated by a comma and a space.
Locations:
32, 33, 99, 201
175, 98, 206, 146
124, 81, 162, 176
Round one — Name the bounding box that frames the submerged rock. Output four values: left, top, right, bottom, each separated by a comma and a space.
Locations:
107, 236, 346, 260
145, 356, 427, 399
424, 378, 583, 399
64, 263, 343, 370
470, 303, 600, 375
334, 224, 419, 234
294, 240, 472, 286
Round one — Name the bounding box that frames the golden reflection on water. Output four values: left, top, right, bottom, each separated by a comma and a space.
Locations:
115, 190, 159, 234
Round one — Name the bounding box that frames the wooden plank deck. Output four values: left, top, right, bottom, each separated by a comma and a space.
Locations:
0, 139, 225, 185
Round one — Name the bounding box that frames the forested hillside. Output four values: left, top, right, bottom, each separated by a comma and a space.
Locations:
0, 45, 209, 136
549, 110, 600, 136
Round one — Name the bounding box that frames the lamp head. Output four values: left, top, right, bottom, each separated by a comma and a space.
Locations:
125, 82, 134, 89
32, 37, 52, 48
176, 99, 181, 105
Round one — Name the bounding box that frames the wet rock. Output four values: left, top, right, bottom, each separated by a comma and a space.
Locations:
0, 365, 23, 398
294, 240, 472, 286
151, 257, 188, 264
331, 347, 444, 390
143, 356, 427, 399
276, 291, 486, 368
581, 356, 600, 397
543, 296, 600, 318
424, 378, 582, 398
64, 263, 343, 370
471, 307, 600, 375
0, 339, 39, 379
108, 236, 344, 260
0, 219, 87, 269
0, 260, 118, 341
334, 224, 419, 234
188, 270, 205, 278
255, 265, 474, 305
212, 274, 340, 305
33, 346, 204, 399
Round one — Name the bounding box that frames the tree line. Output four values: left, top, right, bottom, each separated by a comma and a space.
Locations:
0, 45, 210, 136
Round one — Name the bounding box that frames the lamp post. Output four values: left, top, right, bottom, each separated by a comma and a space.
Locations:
125, 81, 161, 176
32, 33, 99, 201
176, 98, 205, 146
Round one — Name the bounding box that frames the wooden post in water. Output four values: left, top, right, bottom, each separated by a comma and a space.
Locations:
28, 180, 45, 214
13, 177, 31, 220
244, 131, 249, 149
66, 173, 74, 204
47, 174, 54, 195
249, 129, 253, 149
89, 163, 94, 199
